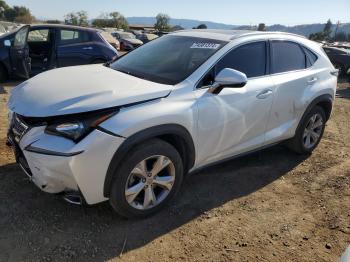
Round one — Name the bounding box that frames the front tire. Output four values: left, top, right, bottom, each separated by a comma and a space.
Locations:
109, 139, 184, 218
287, 106, 326, 154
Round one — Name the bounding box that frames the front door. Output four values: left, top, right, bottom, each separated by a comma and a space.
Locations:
10, 25, 31, 79
195, 41, 274, 166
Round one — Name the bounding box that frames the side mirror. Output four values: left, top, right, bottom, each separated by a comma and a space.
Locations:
209, 68, 248, 94
4, 39, 11, 47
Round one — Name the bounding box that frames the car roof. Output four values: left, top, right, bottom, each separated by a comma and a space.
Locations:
29, 24, 99, 32
172, 29, 306, 41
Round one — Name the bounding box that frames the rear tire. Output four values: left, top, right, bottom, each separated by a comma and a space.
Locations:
109, 139, 184, 218
287, 106, 326, 154
0, 64, 8, 83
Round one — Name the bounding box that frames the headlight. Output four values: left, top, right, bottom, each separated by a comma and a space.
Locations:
45, 110, 117, 142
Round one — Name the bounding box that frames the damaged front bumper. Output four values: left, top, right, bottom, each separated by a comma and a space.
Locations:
8, 122, 125, 205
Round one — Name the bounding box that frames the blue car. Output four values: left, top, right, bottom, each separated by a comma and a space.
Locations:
0, 24, 118, 82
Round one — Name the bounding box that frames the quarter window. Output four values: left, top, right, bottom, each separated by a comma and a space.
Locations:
302, 46, 318, 67
271, 41, 306, 73
216, 41, 266, 78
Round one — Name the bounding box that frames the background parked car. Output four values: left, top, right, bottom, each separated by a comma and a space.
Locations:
323, 46, 350, 76
99, 31, 120, 50
155, 31, 169, 37
111, 31, 143, 51
0, 24, 6, 36
0, 24, 118, 82
329, 42, 350, 52
127, 29, 142, 37
136, 33, 158, 44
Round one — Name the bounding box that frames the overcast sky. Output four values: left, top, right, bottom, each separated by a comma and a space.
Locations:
5, 0, 350, 26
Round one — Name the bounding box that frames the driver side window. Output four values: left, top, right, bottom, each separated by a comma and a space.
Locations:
217, 41, 267, 78
198, 41, 267, 88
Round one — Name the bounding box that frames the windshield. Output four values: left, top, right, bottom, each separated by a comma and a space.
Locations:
119, 32, 135, 39
110, 35, 227, 85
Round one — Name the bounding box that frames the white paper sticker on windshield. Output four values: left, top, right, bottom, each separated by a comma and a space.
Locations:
190, 43, 221, 49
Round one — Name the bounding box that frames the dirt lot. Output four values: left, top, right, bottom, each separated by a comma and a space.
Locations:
0, 80, 349, 262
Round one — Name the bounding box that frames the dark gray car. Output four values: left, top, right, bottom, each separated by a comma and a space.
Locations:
323, 46, 350, 76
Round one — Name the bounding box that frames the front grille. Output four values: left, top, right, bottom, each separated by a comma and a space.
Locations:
11, 114, 30, 143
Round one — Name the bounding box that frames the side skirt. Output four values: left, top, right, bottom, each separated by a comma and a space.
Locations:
188, 140, 284, 175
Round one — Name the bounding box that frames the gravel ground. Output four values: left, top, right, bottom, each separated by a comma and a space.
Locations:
0, 80, 349, 262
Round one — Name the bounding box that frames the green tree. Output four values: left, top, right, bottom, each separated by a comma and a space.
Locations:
0, 0, 9, 10
15, 13, 33, 23
309, 32, 325, 41
196, 23, 207, 29
309, 19, 335, 42
64, 11, 88, 26
46, 20, 62, 24
92, 19, 112, 28
257, 23, 266, 31
323, 19, 332, 39
109, 11, 128, 29
4, 5, 32, 22
155, 13, 171, 32
0, 0, 10, 19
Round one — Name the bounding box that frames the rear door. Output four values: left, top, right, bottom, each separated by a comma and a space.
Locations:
56, 29, 93, 67
10, 25, 31, 78
265, 40, 319, 144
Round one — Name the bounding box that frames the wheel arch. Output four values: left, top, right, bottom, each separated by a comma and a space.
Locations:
299, 94, 333, 129
103, 124, 196, 198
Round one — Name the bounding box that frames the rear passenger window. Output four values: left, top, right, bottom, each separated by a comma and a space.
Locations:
271, 41, 306, 74
59, 30, 90, 45
216, 41, 266, 78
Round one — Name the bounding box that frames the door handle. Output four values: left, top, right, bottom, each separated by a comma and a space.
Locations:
256, 89, 273, 99
307, 77, 318, 84
82, 47, 93, 50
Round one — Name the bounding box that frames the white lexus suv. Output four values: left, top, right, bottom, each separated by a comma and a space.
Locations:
7, 30, 337, 218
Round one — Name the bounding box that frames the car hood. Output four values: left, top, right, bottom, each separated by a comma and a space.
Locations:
125, 38, 143, 45
8, 64, 173, 117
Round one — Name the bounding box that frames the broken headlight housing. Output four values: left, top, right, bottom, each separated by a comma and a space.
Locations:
45, 110, 117, 142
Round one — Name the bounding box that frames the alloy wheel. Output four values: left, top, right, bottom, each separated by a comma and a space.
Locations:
302, 113, 324, 149
124, 155, 176, 210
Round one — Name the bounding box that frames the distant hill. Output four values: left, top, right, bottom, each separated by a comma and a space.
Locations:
126, 17, 238, 30
267, 23, 350, 36
126, 17, 350, 37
